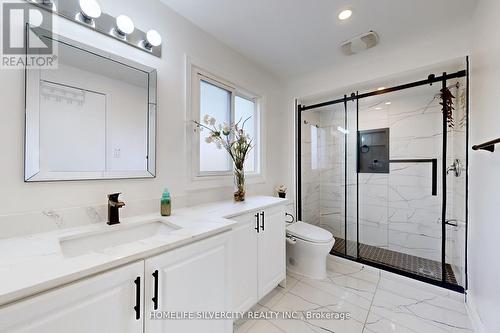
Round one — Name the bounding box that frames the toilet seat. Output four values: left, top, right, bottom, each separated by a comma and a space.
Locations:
286, 221, 333, 243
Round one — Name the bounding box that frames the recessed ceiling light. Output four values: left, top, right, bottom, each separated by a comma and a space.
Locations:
375, 107, 383, 110
338, 9, 353, 21
377, 87, 386, 91
385, 101, 392, 105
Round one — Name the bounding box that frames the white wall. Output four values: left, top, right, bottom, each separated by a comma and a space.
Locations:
468, 0, 500, 331
0, 0, 288, 219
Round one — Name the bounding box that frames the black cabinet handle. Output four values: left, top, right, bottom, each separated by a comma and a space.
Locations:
260, 212, 265, 231
254, 213, 260, 233
134, 276, 141, 320
152, 270, 159, 310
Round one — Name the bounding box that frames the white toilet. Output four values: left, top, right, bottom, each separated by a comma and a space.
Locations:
286, 221, 335, 279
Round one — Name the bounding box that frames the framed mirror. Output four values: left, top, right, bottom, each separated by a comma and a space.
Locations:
25, 27, 157, 182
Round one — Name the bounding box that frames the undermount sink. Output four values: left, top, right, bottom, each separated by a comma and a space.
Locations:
60, 220, 180, 257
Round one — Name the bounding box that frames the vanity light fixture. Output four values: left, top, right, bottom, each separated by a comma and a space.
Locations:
144, 29, 162, 50
27, 0, 162, 57
115, 15, 135, 37
78, 0, 101, 23
338, 9, 353, 21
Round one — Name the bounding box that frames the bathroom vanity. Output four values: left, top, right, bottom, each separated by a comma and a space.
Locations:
0, 196, 287, 333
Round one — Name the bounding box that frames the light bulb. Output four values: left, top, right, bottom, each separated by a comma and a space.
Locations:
338, 9, 352, 21
79, 0, 101, 21
116, 15, 134, 36
144, 29, 162, 49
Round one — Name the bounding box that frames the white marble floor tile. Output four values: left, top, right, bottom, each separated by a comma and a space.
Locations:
270, 291, 365, 333
243, 320, 285, 333
370, 286, 473, 332
235, 259, 474, 333
364, 312, 426, 333
300, 275, 375, 310
291, 282, 368, 327
327, 256, 381, 284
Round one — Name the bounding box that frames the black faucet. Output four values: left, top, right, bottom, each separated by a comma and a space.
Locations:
108, 193, 125, 225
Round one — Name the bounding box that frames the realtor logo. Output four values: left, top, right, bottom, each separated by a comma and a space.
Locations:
1, 1, 57, 69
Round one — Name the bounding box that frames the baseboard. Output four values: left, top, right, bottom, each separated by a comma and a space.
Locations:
465, 291, 486, 333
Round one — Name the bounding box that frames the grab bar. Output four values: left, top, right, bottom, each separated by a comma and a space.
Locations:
472, 138, 500, 152
389, 159, 437, 196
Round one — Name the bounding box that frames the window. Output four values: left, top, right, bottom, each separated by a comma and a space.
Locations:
192, 68, 260, 178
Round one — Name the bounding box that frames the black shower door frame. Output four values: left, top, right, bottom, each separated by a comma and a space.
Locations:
295, 65, 469, 293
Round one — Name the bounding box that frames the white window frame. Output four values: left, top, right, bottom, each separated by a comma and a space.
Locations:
187, 61, 264, 190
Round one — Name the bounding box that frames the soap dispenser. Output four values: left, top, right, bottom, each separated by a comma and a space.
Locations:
161, 189, 171, 216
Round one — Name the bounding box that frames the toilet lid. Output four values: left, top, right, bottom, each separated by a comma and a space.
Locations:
286, 221, 333, 243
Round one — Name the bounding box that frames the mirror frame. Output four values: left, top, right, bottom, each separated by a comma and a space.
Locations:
24, 27, 157, 182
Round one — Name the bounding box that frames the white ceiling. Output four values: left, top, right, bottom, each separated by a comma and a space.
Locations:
160, 0, 477, 79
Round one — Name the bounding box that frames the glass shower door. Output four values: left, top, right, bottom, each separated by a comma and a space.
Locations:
357, 83, 446, 282
300, 99, 358, 259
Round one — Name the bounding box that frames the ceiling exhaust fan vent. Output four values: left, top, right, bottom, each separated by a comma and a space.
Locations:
340, 31, 379, 56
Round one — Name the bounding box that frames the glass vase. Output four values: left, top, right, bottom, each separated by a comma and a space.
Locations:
234, 167, 245, 202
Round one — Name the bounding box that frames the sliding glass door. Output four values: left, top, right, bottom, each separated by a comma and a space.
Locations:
297, 61, 468, 292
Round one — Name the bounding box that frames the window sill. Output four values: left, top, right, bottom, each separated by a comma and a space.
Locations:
186, 173, 265, 191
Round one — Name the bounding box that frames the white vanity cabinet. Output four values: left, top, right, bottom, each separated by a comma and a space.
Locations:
144, 232, 232, 333
0, 197, 286, 333
0, 261, 145, 333
231, 204, 286, 313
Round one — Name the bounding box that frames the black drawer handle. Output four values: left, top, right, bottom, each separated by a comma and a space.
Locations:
134, 276, 141, 320
254, 213, 260, 233
260, 212, 265, 231
152, 270, 159, 310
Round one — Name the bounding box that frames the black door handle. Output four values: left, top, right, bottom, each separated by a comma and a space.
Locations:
134, 276, 141, 320
152, 270, 159, 310
254, 213, 260, 233
260, 212, 265, 231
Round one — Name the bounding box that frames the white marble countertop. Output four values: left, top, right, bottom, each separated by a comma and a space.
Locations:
0, 196, 287, 307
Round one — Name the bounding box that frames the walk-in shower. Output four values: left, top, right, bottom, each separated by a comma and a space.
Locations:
296, 60, 469, 292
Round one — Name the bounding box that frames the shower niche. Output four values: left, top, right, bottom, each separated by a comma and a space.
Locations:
358, 128, 389, 173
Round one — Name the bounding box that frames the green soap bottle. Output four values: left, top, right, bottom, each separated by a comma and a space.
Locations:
161, 188, 171, 216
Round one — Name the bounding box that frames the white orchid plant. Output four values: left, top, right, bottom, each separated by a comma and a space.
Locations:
194, 114, 254, 201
